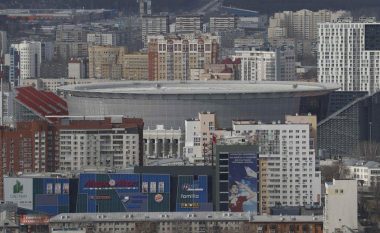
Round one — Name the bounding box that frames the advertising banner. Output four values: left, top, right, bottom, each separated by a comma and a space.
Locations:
4, 178, 33, 210
228, 153, 258, 213
176, 175, 212, 211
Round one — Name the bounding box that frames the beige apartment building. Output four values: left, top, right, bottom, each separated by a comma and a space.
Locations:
123, 53, 148, 80
88, 45, 126, 79
148, 34, 219, 81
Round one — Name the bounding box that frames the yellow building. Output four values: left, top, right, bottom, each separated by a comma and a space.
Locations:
88, 45, 126, 79
123, 53, 148, 80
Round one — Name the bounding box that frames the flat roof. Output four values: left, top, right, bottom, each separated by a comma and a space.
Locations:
59, 81, 339, 95
50, 212, 323, 223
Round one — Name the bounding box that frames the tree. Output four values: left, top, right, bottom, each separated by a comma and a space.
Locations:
320, 161, 349, 183
354, 141, 380, 161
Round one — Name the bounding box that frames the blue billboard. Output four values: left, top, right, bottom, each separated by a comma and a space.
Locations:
228, 153, 258, 213
77, 173, 170, 212
176, 175, 213, 211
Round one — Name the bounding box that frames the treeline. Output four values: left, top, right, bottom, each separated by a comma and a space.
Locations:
224, 0, 380, 15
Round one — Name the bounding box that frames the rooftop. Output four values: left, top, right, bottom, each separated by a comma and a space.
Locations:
50, 212, 322, 223
59, 81, 339, 95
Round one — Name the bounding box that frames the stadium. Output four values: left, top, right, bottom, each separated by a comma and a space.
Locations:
59, 81, 339, 129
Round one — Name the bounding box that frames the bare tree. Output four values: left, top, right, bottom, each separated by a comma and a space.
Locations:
354, 141, 380, 161
320, 161, 349, 183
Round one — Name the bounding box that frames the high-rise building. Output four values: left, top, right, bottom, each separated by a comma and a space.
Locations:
209, 16, 237, 33
56, 25, 88, 43
0, 121, 59, 199
148, 34, 219, 81
10, 41, 41, 80
230, 117, 321, 214
57, 116, 144, 171
268, 9, 349, 41
123, 53, 148, 80
324, 179, 358, 233
233, 50, 277, 81
175, 15, 203, 34
139, 0, 152, 16
8, 47, 20, 87
141, 15, 169, 48
318, 19, 380, 93
276, 45, 296, 81
184, 112, 216, 164
55, 25, 89, 60
88, 45, 126, 79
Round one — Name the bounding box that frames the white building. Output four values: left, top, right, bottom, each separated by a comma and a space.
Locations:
318, 19, 380, 93
175, 15, 203, 34
68, 58, 87, 79
209, 16, 237, 33
184, 112, 215, 164
87, 32, 119, 46
234, 50, 277, 81
230, 118, 321, 214
346, 160, 380, 187
11, 41, 42, 80
324, 179, 358, 233
58, 117, 141, 171
143, 125, 183, 159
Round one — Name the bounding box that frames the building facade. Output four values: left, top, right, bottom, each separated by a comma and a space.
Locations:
175, 15, 203, 34
143, 125, 183, 159
324, 179, 358, 233
88, 45, 126, 79
234, 51, 277, 81
184, 112, 215, 164
318, 19, 380, 93
141, 15, 169, 48
10, 41, 42, 80
148, 34, 219, 81
123, 53, 148, 80
209, 16, 237, 33
57, 117, 144, 171
87, 32, 119, 46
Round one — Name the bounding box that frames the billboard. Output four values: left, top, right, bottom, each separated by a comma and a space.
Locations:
77, 173, 170, 212
34, 178, 72, 215
19, 214, 49, 225
228, 153, 258, 213
4, 178, 33, 210
176, 175, 213, 211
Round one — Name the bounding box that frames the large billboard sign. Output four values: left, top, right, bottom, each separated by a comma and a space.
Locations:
78, 173, 170, 212
228, 153, 258, 213
176, 175, 213, 211
4, 178, 33, 210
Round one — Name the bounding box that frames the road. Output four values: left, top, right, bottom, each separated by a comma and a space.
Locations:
195, 0, 221, 14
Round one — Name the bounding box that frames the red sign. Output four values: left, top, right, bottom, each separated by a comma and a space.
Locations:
90, 195, 111, 200
20, 215, 49, 225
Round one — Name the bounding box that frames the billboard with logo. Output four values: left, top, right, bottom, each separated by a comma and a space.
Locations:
228, 153, 258, 213
4, 178, 33, 210
77, 173, 170, 212
176, 175, 212, 211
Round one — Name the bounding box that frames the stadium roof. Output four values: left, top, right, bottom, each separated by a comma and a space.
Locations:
60, 81, 339, 96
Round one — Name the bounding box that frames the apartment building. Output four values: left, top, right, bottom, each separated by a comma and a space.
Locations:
346, 160, 380, 187
184, 112, 216, 164
209, 16, 237, 33
234, 50, 277, 81
268, 10, 349, 41
318, 18, 380, 93
88, 45, 126, 79
0, 121, 58, 199
175, 15, 203, 33
55, 25, 89, 60
57, 117, 144, 172
49, 212, 323, 233
123, 53, 148, 80
141, 15, 169, 48
148, 34, 219, 81
10, 41, 44, 80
